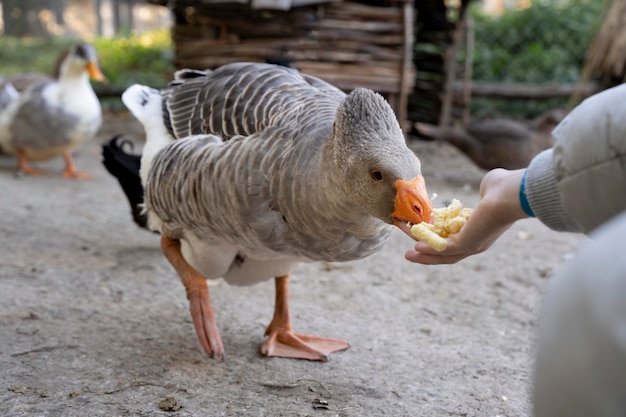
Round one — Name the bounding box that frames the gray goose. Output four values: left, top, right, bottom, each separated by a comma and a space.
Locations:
0, 43, 106, 178
122, 62, 433, 361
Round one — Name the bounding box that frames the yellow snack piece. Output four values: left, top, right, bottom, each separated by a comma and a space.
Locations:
410, 198, 473, 251
442, 216, 466, 236
410, 223, 448, 252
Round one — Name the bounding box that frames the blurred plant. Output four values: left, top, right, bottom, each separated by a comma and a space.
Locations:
92, 29, 174, 89
467, 0, 608, 118
0, 37, 74, 76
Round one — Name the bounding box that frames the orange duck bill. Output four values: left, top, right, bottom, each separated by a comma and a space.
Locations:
392, 176, 433, 238
87, 61, 107, 83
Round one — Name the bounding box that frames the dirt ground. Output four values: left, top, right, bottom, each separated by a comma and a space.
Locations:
0, 111, 587, 417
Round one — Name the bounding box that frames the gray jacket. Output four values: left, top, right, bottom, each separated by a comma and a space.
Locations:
526, 84, 626, 416
533, 211, 626, 417
525, 84, 626, 233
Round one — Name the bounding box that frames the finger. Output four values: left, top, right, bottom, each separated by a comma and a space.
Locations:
404, 249, 468, 265
412, 241, 440, 254
413, 238, 466, 256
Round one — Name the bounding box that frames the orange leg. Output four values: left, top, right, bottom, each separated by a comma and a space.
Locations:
260, 275, 349, 361
17, 150, 48, 176
161, 236, 224, 359
61, 152, 92, 180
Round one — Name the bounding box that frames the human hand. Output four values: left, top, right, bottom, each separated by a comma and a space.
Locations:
405, 168, 530, 265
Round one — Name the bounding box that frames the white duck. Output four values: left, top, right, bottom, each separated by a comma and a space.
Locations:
122, 63, 433, 361
0, 43, 106, 178
0, 77, 18, 112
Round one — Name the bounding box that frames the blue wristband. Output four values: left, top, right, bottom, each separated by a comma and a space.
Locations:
519, 170, 535, 217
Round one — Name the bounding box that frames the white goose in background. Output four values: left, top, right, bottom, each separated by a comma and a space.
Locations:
0, 43, 106, 179
0, 77, 18, 112
120, 62, 433, 361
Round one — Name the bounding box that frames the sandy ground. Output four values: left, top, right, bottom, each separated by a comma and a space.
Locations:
0, 111, 587, 417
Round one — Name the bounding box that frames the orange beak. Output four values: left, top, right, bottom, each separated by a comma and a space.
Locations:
392, 176, 433, 227
87, 61, 107, 83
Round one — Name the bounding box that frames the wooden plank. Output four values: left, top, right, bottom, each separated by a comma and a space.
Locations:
312, 32, 404, 44
176, 56, 262, 69
455, 81, 602, 99
285, 39, 404, 60
177, 41, 277, 59
296, 65, 412, 93
295, 61, 403, 77
324, 2, 403, 20
177, 39, 405, 64
250, 0, 292, 11
301, 75, 402, 92
292, 50, 388, 63
314, 19, 403, 32
291, 0, 340, 7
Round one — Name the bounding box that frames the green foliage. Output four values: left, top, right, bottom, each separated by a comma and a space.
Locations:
0, 36, 75, 76
471, 0, 605, 83
468, 0, 608, 117
92, 29, 174, 89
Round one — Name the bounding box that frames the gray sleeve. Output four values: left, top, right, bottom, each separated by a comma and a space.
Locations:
525, 149, 582, 232
524, 84, 626, 234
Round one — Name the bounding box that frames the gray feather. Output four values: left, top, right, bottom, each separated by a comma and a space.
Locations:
144, 62, 422, 283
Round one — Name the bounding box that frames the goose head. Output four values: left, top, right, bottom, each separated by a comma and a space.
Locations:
56, 43, 107, 83
331, 88, 433, 238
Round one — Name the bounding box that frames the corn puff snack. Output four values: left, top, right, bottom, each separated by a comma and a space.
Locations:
410, 199, 473, 252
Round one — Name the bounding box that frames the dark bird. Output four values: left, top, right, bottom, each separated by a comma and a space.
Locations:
414, 109, 567, 170
0, 43, 106, 178
101, 135, 147, 228
112, 62, 433, 361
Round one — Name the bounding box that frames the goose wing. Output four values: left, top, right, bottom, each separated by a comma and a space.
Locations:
162, 62, 345, 140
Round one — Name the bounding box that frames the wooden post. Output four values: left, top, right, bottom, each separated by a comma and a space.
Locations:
439, 15, 465, 127
399, 0, 414, 132
112, 0, 121, 34
126, 0, 134, 32
51, 0, 65, 26
95, 0, 103, 36
462, 15, 474, 125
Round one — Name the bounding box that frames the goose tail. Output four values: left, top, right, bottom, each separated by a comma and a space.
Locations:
101, 134, 148, 229
121, 84, 163, 127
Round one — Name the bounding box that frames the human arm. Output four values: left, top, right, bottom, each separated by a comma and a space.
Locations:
404, 150, 582, 265
405, 168, 529, 264
406, 84, 626, 265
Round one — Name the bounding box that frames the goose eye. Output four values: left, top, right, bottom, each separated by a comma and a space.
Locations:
370, 169, 383, 181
